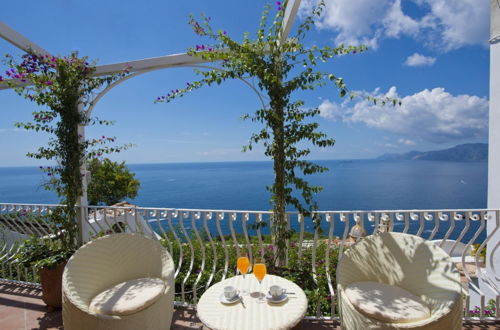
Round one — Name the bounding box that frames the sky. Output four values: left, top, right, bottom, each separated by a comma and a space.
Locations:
0, 0, 490, 166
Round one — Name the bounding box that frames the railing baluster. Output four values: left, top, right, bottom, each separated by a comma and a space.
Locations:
491, 211, 500, 283
338, 213, 350, 263
461, 211, 486, 318
82, 207, 99, 240
285, 213, 291, 267
216, 212, 229, 281
242, 213, 253, 267
25, 206, 44, 238
475, 211, 500, 312
256, 213, 264, 258
191, 212, 205, 304
450, 211, 469, 256
428, 211, 444, 240
229, 212, 240, 270
311, 212, 320, 318
441, 211, 458, 245
167, 210, 183, 279
203, 212, 217, 289
297, 214, 304, 259
102, 208, 113, 233
141, 208, 158, 239
155, 210, 171, 254
325, 212, 335, 317
179, 211, 193, 304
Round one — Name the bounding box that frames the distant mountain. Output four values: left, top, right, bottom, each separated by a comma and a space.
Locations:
377, 143, 488, 162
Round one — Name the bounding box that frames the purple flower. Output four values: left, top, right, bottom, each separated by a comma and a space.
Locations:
45, 80, 53, 86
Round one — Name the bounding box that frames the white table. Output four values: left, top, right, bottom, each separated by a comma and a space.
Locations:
197, 275, 308, 330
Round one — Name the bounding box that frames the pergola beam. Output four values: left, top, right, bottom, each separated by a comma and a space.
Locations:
93, 52, 209, 76
280, 0, 302, 45
0, 22, 52, 57
1, 0, 303, 82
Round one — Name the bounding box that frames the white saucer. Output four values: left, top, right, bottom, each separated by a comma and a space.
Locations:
265, 293, 288, 304
219, 293, 240, 304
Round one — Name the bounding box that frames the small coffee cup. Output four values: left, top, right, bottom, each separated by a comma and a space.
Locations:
224, 286, 239, 300
269, 285, 285, 299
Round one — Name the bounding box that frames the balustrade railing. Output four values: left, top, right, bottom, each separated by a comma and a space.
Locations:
0, 203, 498, 320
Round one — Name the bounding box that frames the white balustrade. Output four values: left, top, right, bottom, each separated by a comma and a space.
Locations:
0, 202, 498, 320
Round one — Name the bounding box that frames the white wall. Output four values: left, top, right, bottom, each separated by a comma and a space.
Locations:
484, 0, 500, 306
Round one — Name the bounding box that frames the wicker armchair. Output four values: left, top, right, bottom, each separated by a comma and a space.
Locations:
337, 232, 462, 330
62, 233, 175, 330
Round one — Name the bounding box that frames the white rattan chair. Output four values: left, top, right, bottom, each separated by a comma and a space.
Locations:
62, 233, 175, 330
337, 232, 463, 330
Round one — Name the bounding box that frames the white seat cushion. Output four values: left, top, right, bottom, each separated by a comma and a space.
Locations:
344, 281, 431, 323
89, 277, 165, 316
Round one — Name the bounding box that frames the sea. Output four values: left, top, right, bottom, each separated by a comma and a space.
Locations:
0, 160, 489, 242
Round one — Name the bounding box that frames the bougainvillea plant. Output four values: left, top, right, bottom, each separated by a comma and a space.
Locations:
156, 0, 399, 264
1, 52, 130, 251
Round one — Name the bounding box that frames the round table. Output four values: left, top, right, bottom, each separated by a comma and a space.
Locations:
197, 275, 308, 330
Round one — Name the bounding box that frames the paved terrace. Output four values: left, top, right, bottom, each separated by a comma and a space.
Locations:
0, 282, 498, 330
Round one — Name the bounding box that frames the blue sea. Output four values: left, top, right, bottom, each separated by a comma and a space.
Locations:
0, 160, 489, 241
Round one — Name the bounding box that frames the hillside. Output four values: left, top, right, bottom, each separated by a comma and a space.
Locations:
377, 143, 488, 162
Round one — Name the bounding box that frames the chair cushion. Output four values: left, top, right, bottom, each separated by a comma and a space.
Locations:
89, 277, 165, 316
344, 281, 431, 323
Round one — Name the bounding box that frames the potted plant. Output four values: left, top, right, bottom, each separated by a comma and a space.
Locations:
15, 236, 74, 310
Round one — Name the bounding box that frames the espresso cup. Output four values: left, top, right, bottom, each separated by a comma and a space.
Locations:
224, 286, 239, 300
269, 285, 285, 299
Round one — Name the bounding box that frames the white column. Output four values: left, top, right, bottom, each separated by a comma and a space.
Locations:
486, 0, 500, 303
76, 102, 88, 245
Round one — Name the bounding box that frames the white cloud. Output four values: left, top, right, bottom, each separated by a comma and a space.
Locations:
319, 87, 488, 143
299, 0, 489, 51
404, 53, 436, 66
398, 138, 416, 145
418, 0, 490, 51
318, 99, 342, 120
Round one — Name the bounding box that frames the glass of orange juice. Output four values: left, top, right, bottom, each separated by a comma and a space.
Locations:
253, 257, 267, 301
237, 251, 250, 278
237, 251, 250, 295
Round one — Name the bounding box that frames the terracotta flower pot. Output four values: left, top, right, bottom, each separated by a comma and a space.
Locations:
39, 262, 66, 309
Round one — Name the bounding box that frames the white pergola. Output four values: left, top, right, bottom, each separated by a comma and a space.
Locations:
1, 0, 499, 307
0, 0, 301, 225
2, 0, 499, 255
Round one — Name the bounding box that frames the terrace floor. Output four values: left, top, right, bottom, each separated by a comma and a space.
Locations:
0, 282, 498, 330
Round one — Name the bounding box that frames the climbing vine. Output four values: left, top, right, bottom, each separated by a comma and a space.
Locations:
1, 52, 130, 249
158, 0, 399, 264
